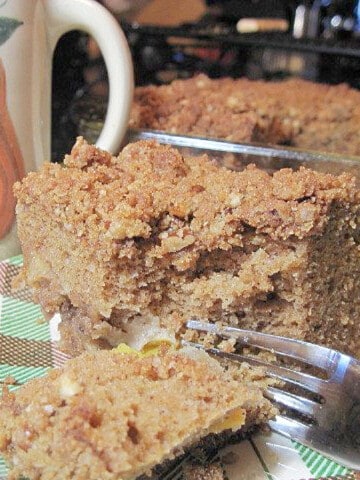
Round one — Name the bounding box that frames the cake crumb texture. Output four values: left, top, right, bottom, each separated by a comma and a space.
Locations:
0, 348, 273, 480
14, 138, 360, 357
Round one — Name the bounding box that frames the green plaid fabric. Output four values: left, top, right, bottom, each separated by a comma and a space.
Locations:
0, 256, 356, 480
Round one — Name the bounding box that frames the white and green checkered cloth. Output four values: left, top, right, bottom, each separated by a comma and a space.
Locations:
0, 256, 356, 480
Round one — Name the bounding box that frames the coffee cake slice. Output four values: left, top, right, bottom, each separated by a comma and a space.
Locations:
14, 138, 360, 357
0, 347, 274, 480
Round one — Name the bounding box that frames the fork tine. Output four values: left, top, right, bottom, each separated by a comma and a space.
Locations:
268, 416, 360, 469
186, 320, 340, 372
182, 340, 327, 394
271, 415, 360, 470
268, 415, 312, 443
265, 386, 322, 418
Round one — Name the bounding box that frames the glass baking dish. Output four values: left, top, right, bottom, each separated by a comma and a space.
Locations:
125, 129, 360, 182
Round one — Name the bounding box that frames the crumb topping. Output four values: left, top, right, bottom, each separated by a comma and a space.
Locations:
14, 138, 358, 261
130, 74, 360, 156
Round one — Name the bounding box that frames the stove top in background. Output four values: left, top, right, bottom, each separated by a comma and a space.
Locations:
51, 0, 360, 161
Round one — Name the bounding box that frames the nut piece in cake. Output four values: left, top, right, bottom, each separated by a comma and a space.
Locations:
0, 347, 274, 480
14, 138, 360, 357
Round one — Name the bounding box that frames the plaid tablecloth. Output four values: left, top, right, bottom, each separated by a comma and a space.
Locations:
0, 256, 357, 480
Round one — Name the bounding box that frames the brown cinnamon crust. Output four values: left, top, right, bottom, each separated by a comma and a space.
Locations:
14, 138, 360, 357
130, 74, 360, 156
0, 348, 274, 480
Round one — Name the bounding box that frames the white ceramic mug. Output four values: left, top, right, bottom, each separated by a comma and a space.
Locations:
0, 0, 133, 260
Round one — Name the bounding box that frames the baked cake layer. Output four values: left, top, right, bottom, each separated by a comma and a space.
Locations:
14, 138, 360, 357
130, 74, 360, 156
0, 347, 274, 480
130, 74, 290, 145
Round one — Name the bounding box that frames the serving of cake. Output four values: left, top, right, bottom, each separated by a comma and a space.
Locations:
0, 347, 274, 480
130, 74, 360, 156
14, 137, 360, 358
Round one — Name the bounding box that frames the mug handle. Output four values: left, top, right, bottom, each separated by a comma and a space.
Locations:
44, 0, 134, 154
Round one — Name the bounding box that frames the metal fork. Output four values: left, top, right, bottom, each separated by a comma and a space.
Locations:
182, 320, 360, 471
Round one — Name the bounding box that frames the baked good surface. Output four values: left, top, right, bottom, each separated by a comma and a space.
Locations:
130, 74, 360, 156
14, 138, 360, 357
0, 347, 274, 480
130, 74, 290, 145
